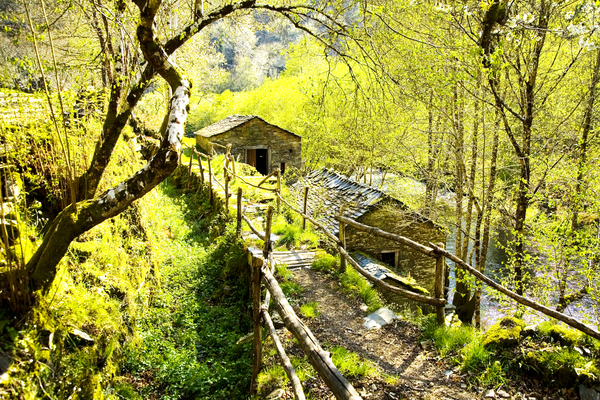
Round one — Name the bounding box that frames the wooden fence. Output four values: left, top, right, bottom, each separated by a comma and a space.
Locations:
180, 142, 600, 399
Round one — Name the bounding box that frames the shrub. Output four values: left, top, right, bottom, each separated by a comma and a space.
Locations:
421, 314, 476, 357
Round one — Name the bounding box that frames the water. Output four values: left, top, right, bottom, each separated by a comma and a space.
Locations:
362, 170, 598, 328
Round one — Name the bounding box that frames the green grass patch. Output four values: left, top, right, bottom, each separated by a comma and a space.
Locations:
421, 314, 476, 357
311, 253, 339, 273
276, 263, 294, 281
340, 267, 382, 312
272, 214, 319, 249
300, 302, 320, 318
331, 346, 378, 377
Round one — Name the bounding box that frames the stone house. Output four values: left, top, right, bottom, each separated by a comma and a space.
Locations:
194, 115, 302, 175
297, 168, 445, 294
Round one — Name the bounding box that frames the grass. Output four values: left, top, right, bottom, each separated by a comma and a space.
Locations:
300, 302, 320, 318
330, 346, 378, 377
421, 314, 476, 357
272, 214, 320, 249
311, 253, 339, 273
340, 266, 383, 312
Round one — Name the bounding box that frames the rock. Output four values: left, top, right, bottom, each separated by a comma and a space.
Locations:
371, 383, 377, 391
362, 308, 400, 330
482, 317, 525, 349
40, 329, 53, 348
68, 329, 94, 347
485, 389, 496, 398
266, 388, 284, 399
236, 332, 253, 345
271, 313, 285, 329
497, 389, 510, 398
360, 304, 368, 312
579, 385, 600, 400
521, 325, 538, 337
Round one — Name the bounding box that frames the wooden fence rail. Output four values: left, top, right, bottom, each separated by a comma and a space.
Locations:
181, 142, 600, 398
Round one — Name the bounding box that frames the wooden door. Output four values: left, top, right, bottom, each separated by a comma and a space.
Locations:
247, 149, 256, 167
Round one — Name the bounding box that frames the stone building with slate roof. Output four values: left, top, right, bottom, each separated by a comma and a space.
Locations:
194, 115, 302, 175
297, 168, 445, 294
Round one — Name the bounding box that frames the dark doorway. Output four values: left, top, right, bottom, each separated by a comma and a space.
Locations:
381, 252, 395, 268
256, 148, 269, 175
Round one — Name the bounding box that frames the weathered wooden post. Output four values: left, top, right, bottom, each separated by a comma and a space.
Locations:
197, 151, 204, 187
207, 156, 213, 205
187, 147, 194, 190
435, 242, 446, 326
224, 156, 229, 215
251, 206, 273, 393
302, 186, 309, 230
338, 210, 347, 273
237, 187, 242, 234
276, 168, 281, 212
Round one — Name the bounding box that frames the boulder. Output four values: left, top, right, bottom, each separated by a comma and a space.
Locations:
363, 308, 401, 330
482, 317, 525, 349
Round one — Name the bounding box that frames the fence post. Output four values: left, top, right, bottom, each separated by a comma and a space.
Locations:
197, 151, 204, 187
187, 148, 194, 190
302, 186, 309, 230
276, 168, 281, 212
435, 242, 446, 326
338, 217, 346, 273
251, 206, 273, 393
208, 156, 213, 205
237, 187, 242, 234
224, 158, 229, 215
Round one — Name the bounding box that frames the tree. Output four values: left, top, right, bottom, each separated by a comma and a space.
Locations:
11, 0, 354, 299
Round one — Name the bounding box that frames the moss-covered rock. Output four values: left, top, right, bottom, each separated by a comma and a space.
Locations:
482, 317, 525, 349
538, 321, 583, 346
522, 347, 600, 387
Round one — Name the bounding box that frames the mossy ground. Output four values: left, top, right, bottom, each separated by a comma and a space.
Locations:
0, 176, 254, 399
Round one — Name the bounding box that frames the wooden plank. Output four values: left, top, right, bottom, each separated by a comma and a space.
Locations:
261, 266, 362, 400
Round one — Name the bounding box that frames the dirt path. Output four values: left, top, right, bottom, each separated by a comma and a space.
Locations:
291, 268, 479, 400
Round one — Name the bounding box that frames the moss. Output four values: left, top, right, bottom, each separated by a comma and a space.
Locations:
70, 240, 101, 261
386, 272, 430, 295
538, 321, 583, 346
522, 348, 600, 387
482, 317, 525, 349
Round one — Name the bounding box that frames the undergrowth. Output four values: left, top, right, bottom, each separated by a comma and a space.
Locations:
0, 176, 253, 400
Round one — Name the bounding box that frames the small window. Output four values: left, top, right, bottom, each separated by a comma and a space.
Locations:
280, 162, 286, 174
381, 252, 395, 268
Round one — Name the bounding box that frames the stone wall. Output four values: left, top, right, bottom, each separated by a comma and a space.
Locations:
345, 205, 445, 294
195, 119, 301, 173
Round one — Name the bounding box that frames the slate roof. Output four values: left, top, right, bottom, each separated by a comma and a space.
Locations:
194, 115, 300, 138
295, 168, 414, 236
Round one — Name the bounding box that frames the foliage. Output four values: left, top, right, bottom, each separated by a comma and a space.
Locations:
272, 214, 319, 250
339, 266, 383, 313
311, 253, 339, 273
300, 301, 320, 319
420, 314, 476, 357
481, 317, 525, 349
537, 321, 583, 346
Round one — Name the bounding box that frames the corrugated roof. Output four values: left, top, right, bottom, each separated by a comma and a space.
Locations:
294, 168, 438, 237
194, 115, 300, 138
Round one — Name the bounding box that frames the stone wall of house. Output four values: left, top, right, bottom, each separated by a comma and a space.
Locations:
345, 206, 445, 294
195, 119, 302, 173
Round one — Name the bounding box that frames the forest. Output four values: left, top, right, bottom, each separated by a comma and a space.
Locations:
0, 0, 599, 398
